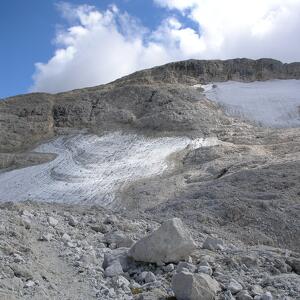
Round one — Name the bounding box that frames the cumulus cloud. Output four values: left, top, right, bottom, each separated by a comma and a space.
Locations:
31, 0, 300, 93
31, 3, 170, 93
154, 0, 300, 60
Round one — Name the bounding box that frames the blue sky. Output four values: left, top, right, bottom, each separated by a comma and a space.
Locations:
0, 0, 166, 98
1, 0, 300, 98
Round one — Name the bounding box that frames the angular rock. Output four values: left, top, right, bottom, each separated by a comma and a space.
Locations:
103, 247, 134, 272
68, 215, 78, 227
113, 275, 130, 289
163, 263, 175, 272
220, 290, 235, 300
202, 236, 225, 251
62, 233, 71, 242
104, 261, 123, 277
228, 279, 243, 294
198, 265, 213, 276
177, 261, 197, 273
47, 216, 58, 227
11, 264, 33, 280
172, 271, 220, 300
251, 285, 264, 296
236, 290, 253, 300
39, 233, 53, 242
145, 272, 156, 283
287, 258, 300, 275
260, 292, 273, 300
129, 218, 197, 264
24, 280, 35, 288
105, 231, 134, 248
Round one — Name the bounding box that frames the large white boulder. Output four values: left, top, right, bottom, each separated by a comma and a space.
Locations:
172, 271, 220, 300
128, 218, 197, 264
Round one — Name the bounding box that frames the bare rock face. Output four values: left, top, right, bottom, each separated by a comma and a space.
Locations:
1, 58, 299, 158
172, 271, 221, 300
0, 93, 54, 153
115, 58, 300, 86
128, 218, 197, 264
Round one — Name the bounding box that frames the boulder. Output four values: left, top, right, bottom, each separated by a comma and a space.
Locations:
129, 218, 197, 264
172, 271, 220, 300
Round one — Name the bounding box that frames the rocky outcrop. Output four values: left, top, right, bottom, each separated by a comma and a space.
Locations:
0, 84, 230, 155
0, 93, 54, 153
115, 58, 300, 86
129, 218, 197, 264
1, 58, 300, 157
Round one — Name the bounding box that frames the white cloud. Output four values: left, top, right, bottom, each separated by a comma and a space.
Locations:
31, 3, 170, 93
31, 1, 300, 93
154, 0, 300, 60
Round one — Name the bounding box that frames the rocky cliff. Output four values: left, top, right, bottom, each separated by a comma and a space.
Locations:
2, 58, 299, 155
114, 58, 300, 85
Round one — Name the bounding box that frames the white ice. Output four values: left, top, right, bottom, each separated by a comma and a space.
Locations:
0, 132, 218, 206
203, 80, 300, 128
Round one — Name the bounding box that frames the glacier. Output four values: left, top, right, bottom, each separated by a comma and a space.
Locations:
203, 80, 300, 128
0, 132, 218, 205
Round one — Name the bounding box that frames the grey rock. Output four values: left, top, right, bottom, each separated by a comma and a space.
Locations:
113, 275, 130, 289
68, 215, 78, 227
129, 218, 197, 264
202, 236, 225, 251
10, 264, 33, 280
91, 223, 110, 234
220, 290, 235, 300
198, 265, 213, 276
47, 216, 58, 227
228, 279, 243, 294
104, 231, 134, 248
144, 272, 156, 283
287, 258, 300, 274
21, 216, 32, 229
251, 285, 264, 296
104, 261, 123, 277
163, 263, 175, 272
177, 261, 197, 273
13, 253, 24, 263
172, 271, 220, 300
24, 280, 35, 288
61, 233, 71, 242
39, 233, 53, 242
103, 247, 134, 272
260, 292, 273, 300
104, 215, 118, 225
236, 290, 253, 300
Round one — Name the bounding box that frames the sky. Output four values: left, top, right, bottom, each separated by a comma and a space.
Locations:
1, 0, 300, 98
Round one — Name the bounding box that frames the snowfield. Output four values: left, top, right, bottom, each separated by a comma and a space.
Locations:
203, 80, 300, 127
0, 132, 218, 206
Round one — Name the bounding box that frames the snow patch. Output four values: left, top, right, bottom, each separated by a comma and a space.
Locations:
203, 80, 300, 128
0, 133, 219, 206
